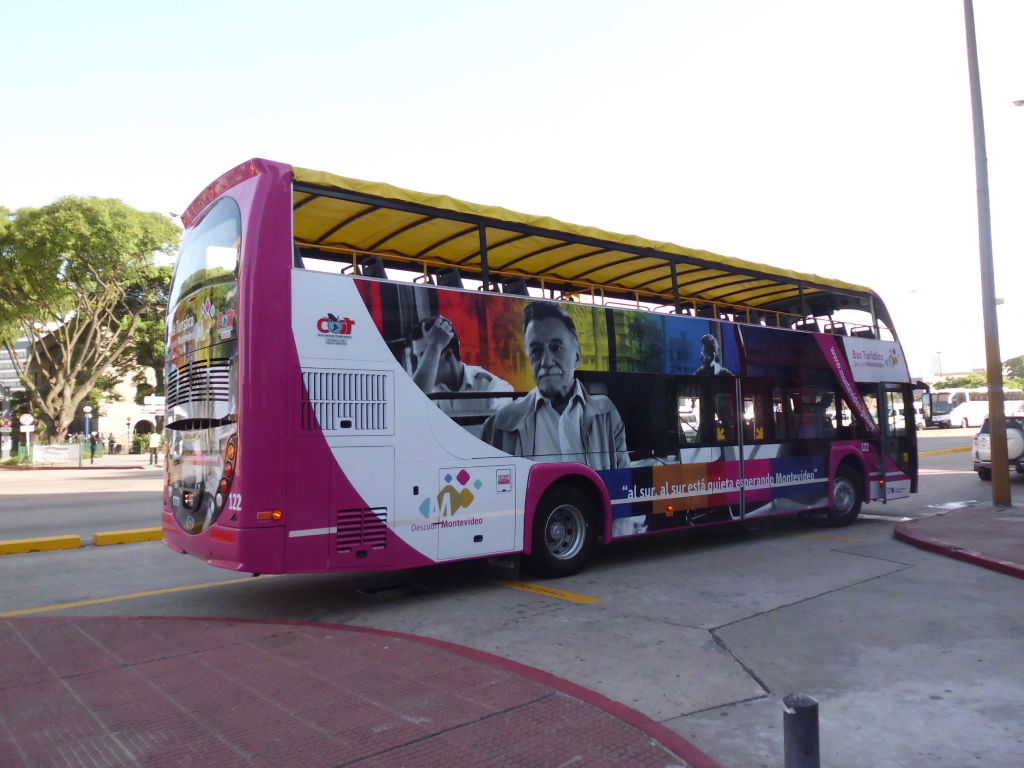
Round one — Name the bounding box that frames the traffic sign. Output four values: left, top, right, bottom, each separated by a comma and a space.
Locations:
19, 413, 35, 426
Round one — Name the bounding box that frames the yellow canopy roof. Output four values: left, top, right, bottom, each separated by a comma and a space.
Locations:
292, 165, 877, 318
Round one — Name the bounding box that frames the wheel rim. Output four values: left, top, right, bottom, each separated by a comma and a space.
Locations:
833, 477, 855, 516
545, 503, 586, 561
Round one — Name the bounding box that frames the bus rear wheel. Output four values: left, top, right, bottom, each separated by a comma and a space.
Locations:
825, 469, 862, 527
530, 486, 593, 578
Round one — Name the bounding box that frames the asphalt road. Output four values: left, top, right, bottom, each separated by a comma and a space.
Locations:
2, 428, 1022, 767
0, 464, 163, 540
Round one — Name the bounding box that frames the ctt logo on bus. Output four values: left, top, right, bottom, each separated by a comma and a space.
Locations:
316, 313, 356, 345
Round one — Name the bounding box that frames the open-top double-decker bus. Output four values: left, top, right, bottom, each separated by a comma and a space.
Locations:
163, 159, 917, 577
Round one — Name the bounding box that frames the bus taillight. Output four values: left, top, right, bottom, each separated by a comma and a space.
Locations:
213, 437, 238, 515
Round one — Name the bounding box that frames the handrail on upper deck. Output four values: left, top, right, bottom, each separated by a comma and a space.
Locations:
296, 243, 878, 338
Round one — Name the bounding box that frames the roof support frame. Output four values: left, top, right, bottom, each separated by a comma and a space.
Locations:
292, 181, 872, 309
312, 205, 381, 245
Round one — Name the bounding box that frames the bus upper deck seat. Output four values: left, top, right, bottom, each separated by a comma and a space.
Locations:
358, 255, 387, 279
501, 276, 529, 295
436, 267, 463, 288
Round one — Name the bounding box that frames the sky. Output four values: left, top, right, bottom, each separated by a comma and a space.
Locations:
2, 0, 1022, 379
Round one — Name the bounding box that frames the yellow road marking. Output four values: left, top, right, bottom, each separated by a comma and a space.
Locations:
920, 446, 971, 457
0, 575, 278, 617
794, 533, 863, 543
495, 579, 599, 604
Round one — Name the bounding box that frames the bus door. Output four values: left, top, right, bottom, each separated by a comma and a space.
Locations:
880, 383, 917, 497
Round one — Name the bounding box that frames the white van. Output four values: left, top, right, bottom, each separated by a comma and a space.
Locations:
890, 404, 925, 431
947, 400, 988, 429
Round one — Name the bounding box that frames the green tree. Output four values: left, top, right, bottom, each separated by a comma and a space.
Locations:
0, 197, 179, 439
933, 372, 987, 389
1004, 354, 1024, 381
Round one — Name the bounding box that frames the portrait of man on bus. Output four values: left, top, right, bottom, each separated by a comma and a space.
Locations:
481, 300, 630, 470
409, 314, 513, 416
693, 333, 733, 376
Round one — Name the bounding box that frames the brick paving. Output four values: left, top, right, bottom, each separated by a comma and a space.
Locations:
0, 617, 717, 768
894, 504, 1024, 579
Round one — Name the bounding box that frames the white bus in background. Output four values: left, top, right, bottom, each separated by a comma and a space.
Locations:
928, 387, 1024, 428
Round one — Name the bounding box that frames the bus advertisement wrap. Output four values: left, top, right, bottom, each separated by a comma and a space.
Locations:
163, 158, 919, 577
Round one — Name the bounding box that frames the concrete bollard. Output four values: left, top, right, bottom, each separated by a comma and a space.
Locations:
783, 692, 820, 768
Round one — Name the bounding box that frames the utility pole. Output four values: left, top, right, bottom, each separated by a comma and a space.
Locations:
964, 0, 1011, 505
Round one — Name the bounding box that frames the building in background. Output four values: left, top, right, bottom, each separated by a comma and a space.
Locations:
1, 337, 161, 452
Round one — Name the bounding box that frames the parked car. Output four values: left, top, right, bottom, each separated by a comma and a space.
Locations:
972, 416, 1024, 481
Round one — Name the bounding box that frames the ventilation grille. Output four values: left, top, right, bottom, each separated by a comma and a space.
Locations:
166, 358, 231, 408
301, 370, 391, 433
336, 508, 388, 553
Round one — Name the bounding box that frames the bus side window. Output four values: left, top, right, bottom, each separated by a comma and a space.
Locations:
772, 388, 789, 440
677, 381, 701, 446
789, 385, 834, 439
712, 381, 737, 444
741, 380, 772, 443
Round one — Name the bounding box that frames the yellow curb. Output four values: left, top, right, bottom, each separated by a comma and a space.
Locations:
92, 528, 163, 546
0, 535, 84, 555
920, 446, 971, 457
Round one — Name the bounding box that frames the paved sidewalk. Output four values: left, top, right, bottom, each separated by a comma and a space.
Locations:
894, 504, 1024, 579
2, 451, 157, 471
0, 616, 721, 768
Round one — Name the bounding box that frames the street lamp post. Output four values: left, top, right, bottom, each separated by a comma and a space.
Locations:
83, 405, 95, 464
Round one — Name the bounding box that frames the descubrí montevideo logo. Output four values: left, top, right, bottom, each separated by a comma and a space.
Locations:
414, 469, 485, 530
316, 313, 356, 344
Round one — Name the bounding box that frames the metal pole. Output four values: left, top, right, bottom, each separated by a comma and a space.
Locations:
783, 693, 820, 768
478, 223, 490, 290
964, 0, 1011, 505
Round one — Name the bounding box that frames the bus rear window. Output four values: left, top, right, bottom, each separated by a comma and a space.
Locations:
169, 198, 241, 308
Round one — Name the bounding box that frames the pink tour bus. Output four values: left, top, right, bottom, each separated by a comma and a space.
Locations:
162, 158, 918, 577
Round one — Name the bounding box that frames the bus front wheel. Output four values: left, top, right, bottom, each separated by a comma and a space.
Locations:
825, 469, 862, 527
530, 486, 593, 578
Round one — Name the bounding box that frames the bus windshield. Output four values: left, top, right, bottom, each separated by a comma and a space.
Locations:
169, 198, 241, 310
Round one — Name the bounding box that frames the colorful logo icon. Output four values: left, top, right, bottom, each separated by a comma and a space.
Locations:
419, 469, 483, 518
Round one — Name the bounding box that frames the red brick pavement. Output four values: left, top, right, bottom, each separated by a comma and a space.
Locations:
0, 617, 724, 768
894, 504, 1024, 579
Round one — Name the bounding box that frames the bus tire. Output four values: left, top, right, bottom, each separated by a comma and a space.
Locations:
978, 467, 992, 481
530, 486, 593, 578
825, 468, 862, 527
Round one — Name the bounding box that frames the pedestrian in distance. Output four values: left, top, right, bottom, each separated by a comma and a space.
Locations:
148, 431, 162, 465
